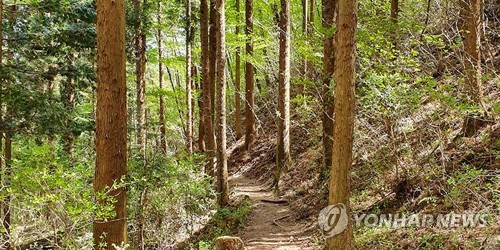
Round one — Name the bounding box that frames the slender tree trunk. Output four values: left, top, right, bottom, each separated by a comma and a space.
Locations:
462, 0, 484, 108
94, 0, 127, 248
309, 0, 315, 31
299, 0, 308, 96
390, 0, 399, 24
215, 0, 229, 206
209, 0, 217, 121
2, 4, 15, 248
202, 0, 216, 175
134, 0, 147, 156
186, 0, 194, 154
194, 66, 205, 151
0, 4, 4, 244
321, 0, 338, 179
235, 0, 243, 140
157, 2, 167, 155
62, 54, 76, 159
275, 0, 291, 191
325, 0, 357, 248
244, 0, 256, 150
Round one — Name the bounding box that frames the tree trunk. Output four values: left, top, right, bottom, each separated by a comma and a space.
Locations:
235, 0, 243, 140
275, 0, 291, 191
0, 3, 4, 245
2, 4, 15, 248
94, 0, 128, 248
157, 2, 168, 155
321, 0, 338, 179
62, 54, 76, 159
215, 0, 229, 206
309, 0, 315, 32
244, 0, 256, 150
462, 0, 484, 108
209, 0, 217, 121
325, 0, 357, 248
390, 0, 399, 24
201, 0, 216, 175
134, 0, 147, 156
194, 66, 206, 152
186, 0, 194, 154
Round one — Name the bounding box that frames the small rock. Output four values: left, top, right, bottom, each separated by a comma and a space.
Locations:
215, 236, 245, 250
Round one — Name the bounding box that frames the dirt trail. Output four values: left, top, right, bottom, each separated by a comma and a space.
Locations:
230, 174, 317, 250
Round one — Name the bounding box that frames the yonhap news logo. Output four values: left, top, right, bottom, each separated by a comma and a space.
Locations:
318, 204, 349, 237
318, 203, 497, 238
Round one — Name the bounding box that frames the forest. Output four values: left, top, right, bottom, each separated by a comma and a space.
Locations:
0, 0, 498, 249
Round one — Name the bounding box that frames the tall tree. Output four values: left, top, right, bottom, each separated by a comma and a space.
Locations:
234, 0, 243, 140
94, 0, 127, 248
201, 0, 216, 175
275, 0, 291, 190
186, 0, 194, 154
157, 2, 167, 155
326, 0, 357, 247
2, 3, 15, 248
134, 0, 147, 156
461, 0, 484, 108
244, 0, 256, 150
215, 0, 229, 206
321, 0, 338, 177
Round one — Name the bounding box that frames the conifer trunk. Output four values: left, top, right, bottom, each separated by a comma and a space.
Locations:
215, 0, 229, 206
94, 0, 127, 248
321, 0, 338, 178
326, 0, 357, 248
275, 0, 291, 190
244, 0, 256, 149
157, 2, 168, 155
186, 0, 194, 154
235, 0, 243, 140
2, 4, 15, 248
201, 0, 216, 175
134, 0, 147, 156
62, 54, 76, 159
462, 0, 484, 107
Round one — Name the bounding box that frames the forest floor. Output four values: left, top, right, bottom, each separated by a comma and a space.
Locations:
229, 175, 316, 249
226, 139, 319, 249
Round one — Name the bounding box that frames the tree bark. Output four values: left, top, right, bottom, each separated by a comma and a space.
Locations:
62, 54, 76, 159
134, 0, 147, 156
194, 66, 206, 152
244, 0, 256, 150
201, 0, 216, 175
321, 0, 338, 179
0, 4, 4, 245
209, 0, 217, 120
275, 0, 291, 191
94, 0, 128, 248
462, 0, 484, 108
2, 4, 15, 248
157, 2, 168, 155
186, 0, 194, 154
235, 0, 243, 140
215, 0, 229, 206
309, 0, 315, 32
325, 0, 357, 248
390, 0, 399, 24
